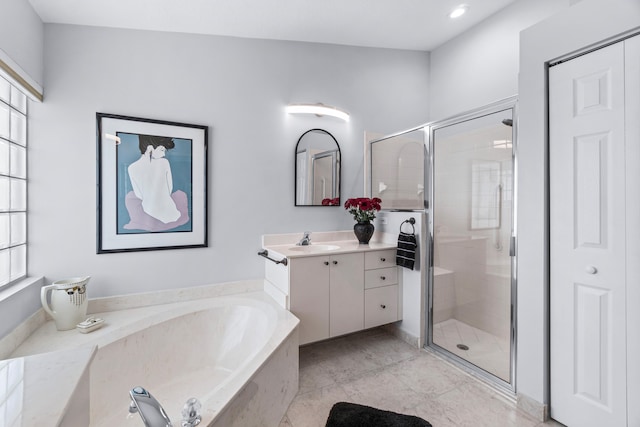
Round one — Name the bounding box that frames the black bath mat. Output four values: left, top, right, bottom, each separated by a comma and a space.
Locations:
325, 402, 432, 427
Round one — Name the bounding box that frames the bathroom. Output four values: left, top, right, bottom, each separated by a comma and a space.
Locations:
1, 0, 640, 426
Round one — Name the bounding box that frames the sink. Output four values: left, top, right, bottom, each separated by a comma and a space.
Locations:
289, 244, 340, 253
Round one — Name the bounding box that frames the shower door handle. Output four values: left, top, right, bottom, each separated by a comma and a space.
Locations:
509, 235, 516, 257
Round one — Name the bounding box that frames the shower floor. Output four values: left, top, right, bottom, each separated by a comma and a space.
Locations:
433, 318, 511, 382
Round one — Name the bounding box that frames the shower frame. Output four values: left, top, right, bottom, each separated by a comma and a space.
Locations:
426, 96, 518, 396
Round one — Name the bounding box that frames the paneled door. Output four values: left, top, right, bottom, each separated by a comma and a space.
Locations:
549, 37, 636, 426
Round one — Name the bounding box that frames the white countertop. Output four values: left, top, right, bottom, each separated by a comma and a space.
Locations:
264, 240, 397, 259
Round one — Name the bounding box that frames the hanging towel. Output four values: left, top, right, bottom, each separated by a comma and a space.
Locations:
396, 231, 417, 270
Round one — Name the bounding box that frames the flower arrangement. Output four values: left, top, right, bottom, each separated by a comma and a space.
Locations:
344, 197, 382, 223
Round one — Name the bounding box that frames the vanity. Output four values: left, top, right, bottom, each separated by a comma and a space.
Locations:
262, 231, 401, 345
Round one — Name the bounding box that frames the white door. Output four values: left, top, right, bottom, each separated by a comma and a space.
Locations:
550, 41, 628, 426
624, 34, 640, 427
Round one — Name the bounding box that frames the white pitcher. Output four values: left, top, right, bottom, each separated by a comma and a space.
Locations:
40, 276, 90, 331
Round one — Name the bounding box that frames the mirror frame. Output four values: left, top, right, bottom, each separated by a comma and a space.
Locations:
294, 128, 341, 207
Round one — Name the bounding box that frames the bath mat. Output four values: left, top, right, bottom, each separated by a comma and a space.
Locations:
325, 402, 432, 427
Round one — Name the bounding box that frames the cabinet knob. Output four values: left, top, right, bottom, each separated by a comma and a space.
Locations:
380, 304, 386, 309
324, 261, 329, 266
333, 260, 338, 265
586, 266, 597, 274
380, 276, 386, 280
380, 257, 386, 262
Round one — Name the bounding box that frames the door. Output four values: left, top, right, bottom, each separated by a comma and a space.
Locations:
289, 256, 330, 345
429, 102, 516, 387
549, 40, 629, 426
329, 253, 364, 337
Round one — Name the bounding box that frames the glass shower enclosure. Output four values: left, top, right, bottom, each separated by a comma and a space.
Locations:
428, 98, 517, 391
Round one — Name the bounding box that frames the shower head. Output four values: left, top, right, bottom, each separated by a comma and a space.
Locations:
501, 119, 513, 127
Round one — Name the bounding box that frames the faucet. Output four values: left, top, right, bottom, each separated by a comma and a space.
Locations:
297, 231, 312, 246
129, 386, 172, 427
129, 387, 202, 427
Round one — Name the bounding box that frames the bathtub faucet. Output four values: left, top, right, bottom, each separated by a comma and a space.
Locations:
129, 386, 172, 427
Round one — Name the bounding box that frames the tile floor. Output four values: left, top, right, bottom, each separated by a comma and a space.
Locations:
280, 328, 564, 427
433, 318, 511, 382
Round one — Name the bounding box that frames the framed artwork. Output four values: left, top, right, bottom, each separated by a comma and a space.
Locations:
96, 113, 208, 253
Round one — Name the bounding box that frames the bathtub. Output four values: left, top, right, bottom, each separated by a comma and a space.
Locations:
8, 287, 300, 427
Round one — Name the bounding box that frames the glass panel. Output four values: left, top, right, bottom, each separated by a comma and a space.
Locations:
0, 139, 8, 176
10, 179, 26, 211
0, 249, 9, 286
0, 177, 9, 211
0, 213, 8, 249
370, 127, 425, 210
0, 77, 9, 104
10, 145, 26, 179
10, 111, 26, 146
0, 104, 9, 140
10, 245, 26, 281
10, 213, 25, 245
431, 108, 514, 383
10, 86, 27, 114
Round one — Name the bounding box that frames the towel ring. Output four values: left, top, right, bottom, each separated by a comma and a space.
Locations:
400, 217, 416, 234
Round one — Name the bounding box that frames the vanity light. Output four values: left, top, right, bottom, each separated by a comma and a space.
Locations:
449, 4, 468, 19
286, 104, 350, 122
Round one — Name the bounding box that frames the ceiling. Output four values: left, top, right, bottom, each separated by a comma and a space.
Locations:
28, 0, 518, 51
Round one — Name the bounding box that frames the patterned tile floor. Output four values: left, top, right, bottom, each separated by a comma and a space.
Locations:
280, 328, 564, 427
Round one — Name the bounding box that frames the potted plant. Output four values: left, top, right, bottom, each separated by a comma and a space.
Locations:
344, 197, 382, 244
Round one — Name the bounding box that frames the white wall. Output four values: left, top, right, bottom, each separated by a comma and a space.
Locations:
519, 0, 640, 410
429, 0, 569, 121
0, 0, 44, 88
26, 24, 429, 300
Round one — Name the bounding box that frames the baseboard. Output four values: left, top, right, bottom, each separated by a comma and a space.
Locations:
382, 322, 420, 348
516, 392, 548, 422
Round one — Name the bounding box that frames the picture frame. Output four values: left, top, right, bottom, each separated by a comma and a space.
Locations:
96, 113, 208, 253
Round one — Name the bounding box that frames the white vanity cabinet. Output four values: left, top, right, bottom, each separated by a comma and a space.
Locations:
264, 241, 402, 346
364, 249, 400, 328
289, 253, 364, 344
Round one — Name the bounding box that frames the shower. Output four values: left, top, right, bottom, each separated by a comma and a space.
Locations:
428, 99, 517, 393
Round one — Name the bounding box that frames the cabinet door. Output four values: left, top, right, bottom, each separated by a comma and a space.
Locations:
290, 256, 330, 345
365, 285, 399, 328
329, 252, 364, 337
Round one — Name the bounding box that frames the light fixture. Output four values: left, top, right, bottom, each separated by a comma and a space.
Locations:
286, 103, 350, 122
449, 4, 468, 19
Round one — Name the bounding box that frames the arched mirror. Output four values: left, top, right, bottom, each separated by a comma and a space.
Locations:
295, 129, 341, 206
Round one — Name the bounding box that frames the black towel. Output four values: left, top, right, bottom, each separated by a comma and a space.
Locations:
396, 231, 417, 270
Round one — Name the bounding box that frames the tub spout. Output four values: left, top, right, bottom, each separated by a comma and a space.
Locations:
129, 386, 172, 427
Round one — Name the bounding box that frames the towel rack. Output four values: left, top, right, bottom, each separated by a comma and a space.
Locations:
257, 250, 288, 266
400, 217, 416, 234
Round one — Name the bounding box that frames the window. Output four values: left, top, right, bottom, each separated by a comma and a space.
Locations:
0, 76, 27, 288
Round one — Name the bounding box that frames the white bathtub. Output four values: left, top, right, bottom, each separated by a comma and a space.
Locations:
8, 288, 300, 427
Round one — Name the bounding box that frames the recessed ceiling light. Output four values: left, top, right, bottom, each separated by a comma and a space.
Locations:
449, 4, 468, 19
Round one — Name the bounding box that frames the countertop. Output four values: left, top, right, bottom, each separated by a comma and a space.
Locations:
263, 240, 397, 259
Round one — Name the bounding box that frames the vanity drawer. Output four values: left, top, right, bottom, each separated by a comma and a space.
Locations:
365, 249, 396, 270
364, 285, 399, 328
364, 267, 398, 289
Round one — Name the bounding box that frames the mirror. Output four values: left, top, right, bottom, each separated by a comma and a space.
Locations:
295, 129, 341, 206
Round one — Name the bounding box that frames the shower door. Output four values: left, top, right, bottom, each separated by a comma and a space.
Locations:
428, 99, 516, 389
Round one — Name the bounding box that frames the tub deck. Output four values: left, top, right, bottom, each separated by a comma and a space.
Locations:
3, 285, 299, 426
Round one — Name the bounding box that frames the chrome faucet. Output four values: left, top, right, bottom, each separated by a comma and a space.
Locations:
129, 387, 202, 427
129, 387, 172, 427
297, 231, 312, 246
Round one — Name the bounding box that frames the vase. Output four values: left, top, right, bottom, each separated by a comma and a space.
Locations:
353, 222, 374, 244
